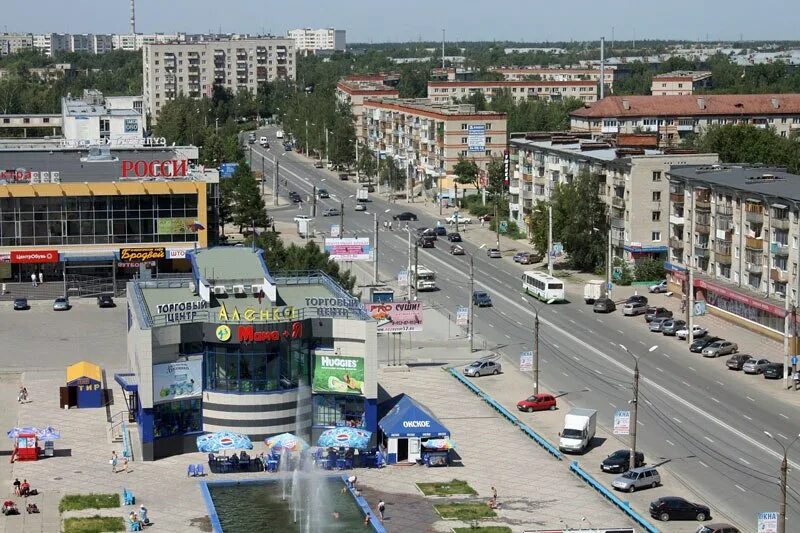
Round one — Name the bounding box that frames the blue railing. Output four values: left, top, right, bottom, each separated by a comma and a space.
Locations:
121, 421, 132, 461
569, 461, 659, 533
127, 281, 153, 329
341, 474, 387, 533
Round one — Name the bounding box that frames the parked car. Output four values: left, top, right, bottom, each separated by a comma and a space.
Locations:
649, 496, 710, 522
473, 291, 493, 307
742, 358, 772, 374
12, 298, 29, 311
446, 214, 471, 224
513, 252, 529, 263
337, 172, 348, 180
322, 207, 340, 217
433, 226, 448, 236
612, 466, 661, 493
487, 248, 501, 258
661, 319, 687, 336
701, 340, 738, 358
676, 325, 707, 340
293, 214, 312, 223
354, 204, 367, 211
283, 143, 293, 151
645, 306, 673, 323
623, 302, 648, 316
627, 295, 648, 305
97, 295, 115, 308
763, 363, 784, 379
725, 353, 751, 370
516, 393, 557, 412
447, 232, 462, 242
593, 298, 616, 313
695, 523, 741, 533
649, 316, 671, 332
463, 359, 501, 377
601, 449, 645, 473
519, 253, 539, 264
690, 336, 723, 353
393, 212, 418, 221
313, 160, 324, 168
53, 297, 71, 311
317, 188, 330, 198
649, 280, 668, 293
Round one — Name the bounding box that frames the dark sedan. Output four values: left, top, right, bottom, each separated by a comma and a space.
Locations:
645, 306, 673, 323
97, 295, 115, 308
447, 232, 462, 242
593, 298, 616, 313
690, 336, 722, 353
626, 295, 648, 305
726, 353, 751, 370
649, 496, 710, 522
601, 449, 645, 473
393, 212, 418, 221
13, 298, 29, 311
764, 363, 784, 379
433, 226, 447, 236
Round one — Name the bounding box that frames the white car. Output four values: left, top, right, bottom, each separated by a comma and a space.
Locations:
446, 214, 471, 224
649, 280, 668, 293
675, 325, 707, 340
259, 136, 268, 147
276, 130, 284, 139
294, 214, 312, 223
355, 204, 367, 211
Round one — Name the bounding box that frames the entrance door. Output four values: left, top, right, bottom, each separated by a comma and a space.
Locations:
397, 438, 408, 462
408, 437, 421, 463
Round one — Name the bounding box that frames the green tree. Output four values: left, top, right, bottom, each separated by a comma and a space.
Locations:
634, 259, 665, 282
453, 156, 480, 191
356, 143, 377, 179
689, 124, 800, 173
527, 200, 550, 253
231, 164, 269, 232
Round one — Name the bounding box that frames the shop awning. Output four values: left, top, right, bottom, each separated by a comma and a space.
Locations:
379, 394, 449, 438
62, 253, 116, 263
66, 361, 101, 383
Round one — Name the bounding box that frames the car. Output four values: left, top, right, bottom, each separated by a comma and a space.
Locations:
247, 133, 256, 144
354, 204, 367, 211
97, 295, 115, 308
623, 302, 648, 316
446, 214, 471, 224
612, 466, 661, 492
293, 214, 312, 223
289, 192, 302, 203
649, 316, 670, 332
649, 280, 668, 293
314, 161, 324, 168
363, 184, 376, 193
417, 228, 437, 240
690, 336, 723, 353
463, 359, 501, 377
626, 295, 648, 305
53, 297, 70, 311
12, 297, 29, 311
742, 357, 771, 374
417, 236, 435, 248
487, 248, 501, 258
516, 393, 557, 412
275, 130, 284, 139
513, 251, 529, 263
450, 244, 465, 255
338, 172, 349, 180
649, 496, 710, 522
479, 214, 493, 222
518, 253, 540, 265
701, 340, 738, 358
601, 450, 645, 473
447, 232, 462, 242
317, 189, 330, 199
433, 226, 447, 236
645, 306, 673, 323
259, 136, 268, 147
283, 143, 293, 151
661, 319, 686, 336
322, 208, 340, 217
473, 291, 492, 307
725, 353, 751, 370
763, 363, 784, 379
593, 298, 616, 313
695, 523, 741, 533
676, 325, 707, 340
393, 212, 417, 221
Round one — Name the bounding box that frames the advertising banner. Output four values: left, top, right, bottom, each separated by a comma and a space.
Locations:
324, 238, 372, 261
10, 250, 59, 264
158, 217, 194, 234
613, 410, 631, 435
119, 247, 166, 262
758, 512, 778, 533
468, 124, 486, 153
367, 301, 423, 332
519, 351, 533, 372
153, 358, 202, 404
456, 306, 469, 326
312, 355, 365, 396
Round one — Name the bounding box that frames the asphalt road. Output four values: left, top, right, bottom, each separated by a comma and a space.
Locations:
248, 127, 798, 530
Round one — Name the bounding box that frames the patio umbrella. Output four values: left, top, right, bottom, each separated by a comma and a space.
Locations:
264, 433, 309, 453
36, 426, 61, 440
422, 438, 455, 451
196, 431, 253, 453
316, 427, 372, 450
7, 427, 39, 439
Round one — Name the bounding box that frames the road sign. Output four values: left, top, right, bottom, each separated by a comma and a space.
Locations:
330, 224, 341, 238
456, 306, 469, 326
758, 511, 778, 533
519, 351, 533, 372
499, 221, 508, 233
219, 162, 238, 178
792, 355, 798, 366
613, 410, 631, 435
397, 269, 408, 287
607, 282, 613, 290
693, 301, 706, 317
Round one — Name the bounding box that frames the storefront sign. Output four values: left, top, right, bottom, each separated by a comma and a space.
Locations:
168, 249, 187, 259
119, 247, 166, 262
324, 238, 372, 261
120, 159, 188, 178
237, 322, 303, 342
217, 302, 298, 322
0, 169, 60, 183
155, 300, 208, 323
312, 355, 365, 395
152, 358, 202, 404
367, 301, 423, 333
696, 278, 785, 316
403, 420, 430, 428
304, 297, 362, 317
117, 261, 156, 268
503, 149, 510, 185
10, 250, 59, 264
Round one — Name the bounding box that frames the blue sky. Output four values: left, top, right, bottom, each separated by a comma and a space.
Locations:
3, 0, 799, 43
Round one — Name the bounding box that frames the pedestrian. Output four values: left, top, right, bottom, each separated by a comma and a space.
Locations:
481, 217, 485, 228
389, 221, 393, 231
30, 272, 36, 287
21, 387, 28, 402
139, 504, 149, 525
111, 451, 118, 473
38, 271, 43, 285
491, 486, 497, 500
121, 456, 129, 473
17, 386, 24, 404
363, 513, 371, 525
12, 478, 20, 496
348, 474, 357, 490
377, 499, 385, 522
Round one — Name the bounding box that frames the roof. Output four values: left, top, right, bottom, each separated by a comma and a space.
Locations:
378, 394, 450, 438
336, 80, 399, 96
510, 137, 663, 162
66, 361, 102, 383
363, 97, 506, 120
667, 165, 800, 202
192, 247, 268, 283
428, 80, 596, 88
571, 94, 800, 119
652, 70, 712, 82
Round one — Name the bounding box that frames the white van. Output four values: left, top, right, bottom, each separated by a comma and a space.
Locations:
558, 408, 597, 453
276, 130, 284, 139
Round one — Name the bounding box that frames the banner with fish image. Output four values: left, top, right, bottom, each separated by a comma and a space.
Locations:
312, 355, 365, 396
152, 357, 202, 404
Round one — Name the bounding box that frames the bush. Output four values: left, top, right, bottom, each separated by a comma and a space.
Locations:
634, 259, 665, 282
613, 257, 633, 286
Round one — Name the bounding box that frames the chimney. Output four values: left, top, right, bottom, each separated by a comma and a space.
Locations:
622, 99, 630, 110
697, 97, 705, 110
771, 97, 780, 109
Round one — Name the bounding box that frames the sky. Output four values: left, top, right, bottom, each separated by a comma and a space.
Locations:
3, 0, 800, 43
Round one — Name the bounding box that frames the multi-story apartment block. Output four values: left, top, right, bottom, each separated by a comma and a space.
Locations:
336, 78, 400, 129
287, 28, 345, 55
651, 71, 712, 96
430, 67, 477, 82
143, 37, 295, 123
33, 33, 70, 57
91, 34, 114, 55
360, 98, 507, 192
508, 133, 718, 263
113, 33, 185, 52
570, 94, 800, 147
69, 34, 92, 54
0, 33, 33, 56
666, 165, 800, 338
490, 66, 615, 90
427, 80, 598, 105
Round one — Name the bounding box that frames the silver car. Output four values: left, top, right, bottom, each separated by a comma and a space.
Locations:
463, 360, 501, 377
612, 466, 661, 493
623, 302, 648, 316
742, 358, 771, 374
701, 340, 738, 358
53, 297, 71, 311
649, 316, 670, 332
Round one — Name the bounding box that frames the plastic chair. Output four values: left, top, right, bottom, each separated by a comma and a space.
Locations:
130, 520, 141, 531
336, 458, 346, 470
187, 464, 197, 477
343, 458, 353, 469
196, 464, 205, 476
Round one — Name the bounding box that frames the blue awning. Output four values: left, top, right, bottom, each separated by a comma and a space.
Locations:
378, 394, 449, 438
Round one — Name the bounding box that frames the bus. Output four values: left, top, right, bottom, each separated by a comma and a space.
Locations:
522, 271, 565, 302
411, 266, 437, 291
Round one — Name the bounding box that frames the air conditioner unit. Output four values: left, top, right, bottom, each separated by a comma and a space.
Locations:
213, 285, 227, 295
233, 284, 246, 294
251, 284, 262, 294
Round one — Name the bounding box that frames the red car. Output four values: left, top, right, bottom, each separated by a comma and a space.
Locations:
516, 393, 557, 412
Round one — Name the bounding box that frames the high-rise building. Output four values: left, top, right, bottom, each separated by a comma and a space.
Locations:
33, 33, 69, 57
0, 33, 33, 56
288, 28, 345, 55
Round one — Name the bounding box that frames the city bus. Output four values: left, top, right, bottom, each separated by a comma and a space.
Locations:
522, 271, 565, 303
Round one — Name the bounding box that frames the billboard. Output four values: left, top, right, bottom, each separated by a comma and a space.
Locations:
119, 247, 166, 262
324, 238, 372, 261
312, 355, 365, 396
153, 358, 202, 404
10, 250, 59, 264
468, 124, 486, 153
157, 217, 194, 234
613, 410, 631, 435
220, 163, 239, 178
366, 301, 423, 332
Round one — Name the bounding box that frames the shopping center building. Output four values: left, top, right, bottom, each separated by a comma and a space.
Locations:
121, 246, 377, 460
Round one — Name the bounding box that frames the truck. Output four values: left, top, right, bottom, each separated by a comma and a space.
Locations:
356, 188, 369, 202
558, 408, 597, 454
410, 266, 437, 291
583, 280, 606, 304
296, 218, 313, 238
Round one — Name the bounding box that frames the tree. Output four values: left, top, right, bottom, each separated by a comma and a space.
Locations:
453, 156, 480, 191
231, 164, 270, 232
356, 143, 377, 179
689, 124, 800, 173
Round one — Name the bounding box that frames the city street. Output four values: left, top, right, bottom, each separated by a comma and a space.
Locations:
249, 126, 800, 531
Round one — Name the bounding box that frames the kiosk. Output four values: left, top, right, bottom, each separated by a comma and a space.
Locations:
13, 433, 39, 462
378, 394, 450, 465
63, 361, 104, 408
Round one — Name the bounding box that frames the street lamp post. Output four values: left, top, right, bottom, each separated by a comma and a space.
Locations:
764, 430, 800, 533
520, 296, 554, 394
619, 344, 657, 472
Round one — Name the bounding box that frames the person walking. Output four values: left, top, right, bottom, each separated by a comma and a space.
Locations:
30, 272, 37, 287
38, 271, 43, 285
17, 386, 24, 404
111, 451, 118, 473
21, 387, 28, 402
377, 499, 385, 522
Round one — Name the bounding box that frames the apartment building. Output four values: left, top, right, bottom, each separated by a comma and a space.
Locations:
651, 71, 712, 96
91, 34, 114, 55
33, 33, 70, 57
430, 67, 476, 82
666, 165, 800, 338
69, 34, 92, 54
336, 78, 400, 129
570, 94, 800, 147
427, 80, 598, 105
360, 98, 507, 193
490, 66, 615, 90
0, 33, 33, 56
113, 33, 185, 52
288, 28, 346, 55
508, 133, 718, 263
143, 37, 295, 123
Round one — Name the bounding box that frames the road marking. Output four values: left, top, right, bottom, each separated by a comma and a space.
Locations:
609, 403, 616, 408
505, 334, 511, 339
710, 397, 720, 403
516, 321, 523, 326
778, 433, 788, 440
743, 414, 753, 421
569, 319, 577, 324
445, 294, 451, 299
673, 417, 683, 424
637, 421, 644, 427
587, 329, 595, 334
698, 460, 709, 468
663, 353, 671, 359
644, 399, 652, 406
739, 457, 751, 465
665, 439, 675, 446
551, 309, 559, 314
780, 413, 789, 419
577, 309, 584, 313
542, 358, 548, 363
552, 344, 559, 349
488, 323, 495, 328
681, 381, 690, 386
735, 484, 747, 493
500, 311, 507, 316
704, 436, 714, 443
562, 372, 569, 377
595, 318, 603, 323
595, 370, 603, 375
638, 340, 646, 345
609, 341, 617, 346
655, 367, 664, 373
746, 396, 755, 402
572, 356, 580, 361
688, 366, 696, 371
617, 330, 624, 334
715, 380, 724, 386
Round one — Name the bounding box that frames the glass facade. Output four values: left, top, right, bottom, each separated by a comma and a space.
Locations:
704, 289, 794, 334
152, 398, 202, 438
312, 395, 366, 428
0, 194, 198, 246
204, 339, 310, 393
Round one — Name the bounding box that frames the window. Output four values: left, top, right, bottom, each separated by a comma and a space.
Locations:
652, 171, 662, 182
461, 137, 467, 144
485, 137, 492, 144
485, 123, 491, 130
652, 211, 661, 222
652, 231, 661, 241
152, 399, 201, 439
775, 255, 788, 271
460, 150, 467, 156
652, 191, 661, 202
313, 395, 366, 428
461, 123, 468, 130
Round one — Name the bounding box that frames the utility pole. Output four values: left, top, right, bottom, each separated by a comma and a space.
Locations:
260, 153, 265, 196
469, 254, 474, 352
600, 37, 605, 99
687, 187, 695, 345
547, 205, 553, 276
607, 222, 613, 301
407, 228, 412, 301
273, 157, 279, 206
441, 29, 445, 69
355, 142, 360, 182
688, 264, 695, 346
373, 212, 379, 285
325, 127, 329, 162
305, 120, 309, 155
784, 290, 791, 389
413, 240, 419, 301
339, 200, 344, 235
438, 177, 443, 216
763, 431, 800, 533
311, 186, 317, 217
630, 356, 639, 472
494, 200, 500, 249
454, 183, 459, 233
533, 308, 540, 393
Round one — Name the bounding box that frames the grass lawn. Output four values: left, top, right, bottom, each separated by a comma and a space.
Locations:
416, 479, 477, 496
59, 493, 120, 512
433, 502, 496, 520
63, 516, 125, 533
453, 527, 512, 533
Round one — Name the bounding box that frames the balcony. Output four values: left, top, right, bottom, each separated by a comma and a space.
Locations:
695, 219, 710, 234
745, 209, 763, 223
670, 192, 685, 204
771, 242, 790, 256
611, 197, 625, 209
611, 236, 625, 247
771, 268, 789, 283
669, 214, 685, 226
694, 246, 710, 258
716, 204, 734, 217
669, 236, 685, 250
746, 262, 764, 274
612, 176, 625, 188
746, 237, 764, 251
771, 217, 790, 230
715, 246, 732, 264
611, 217, 625, 229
